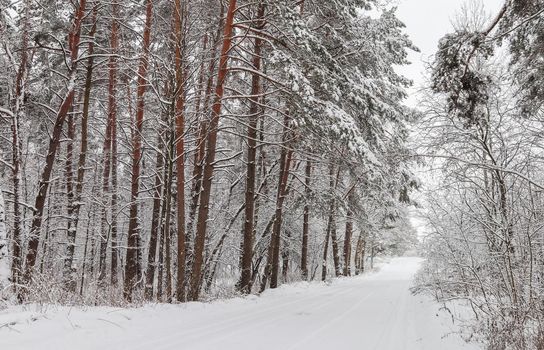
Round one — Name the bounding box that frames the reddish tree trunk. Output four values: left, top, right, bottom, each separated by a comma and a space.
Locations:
23, 0, 87, 286
64, 5, 98, 290
124, 0, 153, 301
188, 0, 238, 301
186, 6, 224, 281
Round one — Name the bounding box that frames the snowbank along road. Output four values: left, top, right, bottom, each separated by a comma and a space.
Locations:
1, 257, 479, 350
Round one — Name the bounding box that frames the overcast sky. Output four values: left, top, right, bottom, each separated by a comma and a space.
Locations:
395, 0, 505, 106
394, 0, 506, 233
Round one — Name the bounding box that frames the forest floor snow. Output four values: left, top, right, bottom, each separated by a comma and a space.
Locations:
1, 257, 480, 350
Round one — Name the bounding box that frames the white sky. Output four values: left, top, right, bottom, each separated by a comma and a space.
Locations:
395, 0, 505, 106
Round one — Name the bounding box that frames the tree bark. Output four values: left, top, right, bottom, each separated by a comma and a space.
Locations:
186, 18, 223, 261
188, 0, 238, 301
173, 0, 187, 302
322, 164, 340, 280
321, 219, 331, 281
105, 1, 121, 287
7, 0, 31, 294
62, 106, 76, 291
64, 4, 98, 290
331, 218, 341, 277
263, 115, 293, 290
301, 159, 311, 280
124, 0, 153, 301
23, 0, 88, 288
343, 196, 354, 276
354, 233, 366, 275
238, 3, 265, 294
144, 129, 166, 300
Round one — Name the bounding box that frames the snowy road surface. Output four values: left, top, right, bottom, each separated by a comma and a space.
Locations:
1, 257, 479, 350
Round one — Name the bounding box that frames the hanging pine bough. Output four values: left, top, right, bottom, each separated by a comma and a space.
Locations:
431, 32, 494, 127
0, 0, 417, 307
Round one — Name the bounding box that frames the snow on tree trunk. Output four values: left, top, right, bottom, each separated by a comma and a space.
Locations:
0, 189, 8, 292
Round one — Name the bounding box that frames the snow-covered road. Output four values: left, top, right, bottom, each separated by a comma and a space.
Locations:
1, 257, 479, 350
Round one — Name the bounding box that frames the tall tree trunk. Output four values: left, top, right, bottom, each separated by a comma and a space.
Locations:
157, 127, 174, 301
97, 1, 120, 288
343, 194, 354, 276
281, 230, 291, 282
23, 0, 88, 289
8, 0, 31, 293
301, 159, 311, 280
144, 131, 166, 300
62, 107, 76, 291
321, 219, 332, 281
9, 86, 23, 292
110, 118, 119, 286
238, 3, 265, 294
165, 130, 176, 301
270, 146, 293, 289
98, 92, 113, 285
9, 107, 23, 290
157, 229, 165, 301
331, 217, 341, 277
64, 5, 98, 290
262, 115, 293, 291
321, 164, 339, 281
185, 20, 223, 284
173, 0, 187, 302
0, 188, 7, 288
109, 1, 120, 287
354, 233, 366, 275
186, 26, 220, 260
79, 167, 99, 295
79, 202, 96, 296
188, 0, 238, 301
124, 0, 153, 301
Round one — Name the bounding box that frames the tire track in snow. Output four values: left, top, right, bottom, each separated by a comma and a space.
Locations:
105, 281, 356, 350
286, 288, 376, 350
178, 282, 370, 350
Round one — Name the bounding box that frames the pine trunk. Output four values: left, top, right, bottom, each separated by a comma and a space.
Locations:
321, 164, 338, 281
265, 115, 293, 290
144, 131, 165, 300
65, 5, 98, 289
343, 195, 354, 276
354, 233, 366, 275
238, 3, 265, 294
23, 0, 88, 288
124, 0, 153, 301
188, 0, 238, 301
62, 108, 76, 290
301, 160, 311, 280
173, 0, 187, 302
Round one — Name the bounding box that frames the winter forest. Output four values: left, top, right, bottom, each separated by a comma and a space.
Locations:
0, 0, 543, 349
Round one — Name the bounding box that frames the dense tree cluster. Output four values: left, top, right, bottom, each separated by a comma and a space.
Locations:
420, 1, 544, 349
0, 0, 416, 305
